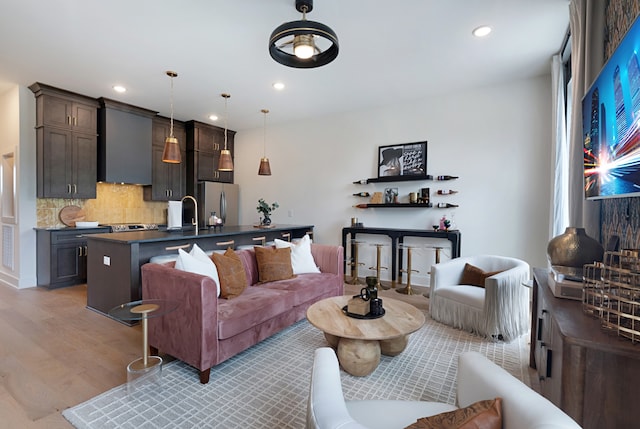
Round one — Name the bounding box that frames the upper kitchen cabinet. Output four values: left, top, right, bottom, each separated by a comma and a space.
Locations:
185, 120, 235, 193
30, 83, 100, 199
98, 98, 155, 185
143, 115, 186, 201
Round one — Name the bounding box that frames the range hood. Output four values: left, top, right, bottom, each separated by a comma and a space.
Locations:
98, 98, 156, 185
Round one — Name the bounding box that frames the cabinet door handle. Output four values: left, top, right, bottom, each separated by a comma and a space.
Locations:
67, 184, 72, 194
545, 348, 553, 378
78, 246, 84, 257
165, 244, 190, 251
67, 115, 72, 125
537, 318, 543, 341
216, 240, 234, 248
73, 116, 77, 126
84, 245, 88, 256
73, 184, 77, 194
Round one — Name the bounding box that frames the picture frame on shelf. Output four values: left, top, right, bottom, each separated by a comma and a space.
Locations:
378, 141, 427, 178
384, 187, 398, 203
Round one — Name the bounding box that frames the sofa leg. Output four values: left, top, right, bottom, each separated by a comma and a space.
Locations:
199, 368, 211, 384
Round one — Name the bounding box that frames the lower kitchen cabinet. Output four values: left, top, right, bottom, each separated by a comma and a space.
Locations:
36, 227, 110, 289
531, 268, 640, 429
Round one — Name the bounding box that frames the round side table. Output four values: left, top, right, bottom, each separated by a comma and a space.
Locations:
109, 299, 180, 395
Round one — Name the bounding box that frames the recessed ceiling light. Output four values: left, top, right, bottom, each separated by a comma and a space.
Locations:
273, 82, 285, 90
112, 85, 127, 93
472, 26, 492, 38
209, 114, 219, 121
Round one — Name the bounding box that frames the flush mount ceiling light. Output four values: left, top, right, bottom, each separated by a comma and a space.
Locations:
162, 71, 182, 164
217, 93, 234, 172
269, 0, 339, 69
258, 109, 272, 176
472, 25, 492, 38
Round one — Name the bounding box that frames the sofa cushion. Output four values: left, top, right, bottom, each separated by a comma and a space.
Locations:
212, 247, 248, 299
403, 398, 502, 429
254, 246, 296, 283
174, 245, 220, 297
259, 272, 340, 306
460, 263, 503, 288
217, 286, 296, 339
274, 234, 321, 274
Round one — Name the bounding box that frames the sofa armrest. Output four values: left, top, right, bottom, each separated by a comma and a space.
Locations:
141, 262, 220, 374
430, 257, 467, 291
311, 244, 344, 277
457, 352, 581, 429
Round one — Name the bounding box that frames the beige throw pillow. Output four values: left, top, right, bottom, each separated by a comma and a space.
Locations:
211, 248, 247, 299
404, 398, 502, 429
254, 246, 295, 283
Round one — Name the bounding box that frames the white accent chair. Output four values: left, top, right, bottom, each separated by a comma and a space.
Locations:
306, 347, 581, 429
429, 255, 530, 342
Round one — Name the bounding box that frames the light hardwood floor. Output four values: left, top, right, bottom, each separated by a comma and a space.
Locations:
0, 284, 142, 428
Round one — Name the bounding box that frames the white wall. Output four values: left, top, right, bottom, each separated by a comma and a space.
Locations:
0, 85, 37, 288
234, 75, 552, 285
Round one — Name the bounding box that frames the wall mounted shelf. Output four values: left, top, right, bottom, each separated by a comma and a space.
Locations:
354, 203, 433, 209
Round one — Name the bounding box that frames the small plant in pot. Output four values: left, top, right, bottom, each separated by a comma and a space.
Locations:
257, 199, 279, 226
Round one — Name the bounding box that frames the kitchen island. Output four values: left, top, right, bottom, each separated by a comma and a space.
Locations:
86, 224, 314, 320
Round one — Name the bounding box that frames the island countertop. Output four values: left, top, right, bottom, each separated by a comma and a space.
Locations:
85, 224, 314, 244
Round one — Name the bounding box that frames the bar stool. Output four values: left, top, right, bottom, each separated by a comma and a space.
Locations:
346, 240, 365, 284
423, 246, 445, 298
397, 244, 419, 295
369, 243, 389, 289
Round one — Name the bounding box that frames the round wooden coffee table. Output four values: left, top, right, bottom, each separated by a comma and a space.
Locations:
306, 296, 425, 376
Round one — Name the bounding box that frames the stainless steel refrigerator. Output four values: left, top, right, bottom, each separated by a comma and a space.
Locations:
197, 182, 240, 227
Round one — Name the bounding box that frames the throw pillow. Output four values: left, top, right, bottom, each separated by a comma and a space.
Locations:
274, 234, 320, 274
460, 263, 504, 288
404, 398, 502, 429
254, 246, 295, 283
174, 244, 220, 297
211, 247, 248, 299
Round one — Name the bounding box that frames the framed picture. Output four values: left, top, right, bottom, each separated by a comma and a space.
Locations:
378, 141, 427, 178
384, 187, 398, 203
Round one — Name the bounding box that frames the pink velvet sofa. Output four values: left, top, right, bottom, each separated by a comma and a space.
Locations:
141, 244, 344, 383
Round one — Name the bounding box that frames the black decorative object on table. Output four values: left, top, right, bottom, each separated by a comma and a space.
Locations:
341, 305, 385, 319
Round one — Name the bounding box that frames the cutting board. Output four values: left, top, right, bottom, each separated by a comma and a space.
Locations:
59, 205, 85, 227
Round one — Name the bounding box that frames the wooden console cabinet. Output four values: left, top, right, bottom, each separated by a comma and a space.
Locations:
531, 268, 640, 428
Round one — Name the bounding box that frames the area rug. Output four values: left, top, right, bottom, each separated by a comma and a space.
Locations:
63, 315, 530, 429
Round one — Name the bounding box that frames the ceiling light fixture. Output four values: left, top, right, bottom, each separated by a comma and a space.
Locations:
112, 85, 127, 93
269, 0, 339, 69
162, 71, 181, 164
472, 25, 492, 38
217, 93, 234, 172
258, 109, 272, 176
273, 82, 285, 91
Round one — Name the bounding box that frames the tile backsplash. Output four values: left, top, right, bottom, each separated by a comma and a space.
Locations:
37, 183, 167, 228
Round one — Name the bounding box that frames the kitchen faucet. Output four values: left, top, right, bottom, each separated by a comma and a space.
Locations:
181, 195, 198, 235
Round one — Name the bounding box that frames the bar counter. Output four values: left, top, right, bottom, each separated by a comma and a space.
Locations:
86, 224, 313, 320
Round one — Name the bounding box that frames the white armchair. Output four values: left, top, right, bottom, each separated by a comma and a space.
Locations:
429, 255, 530, 342
306, 347, 581, 429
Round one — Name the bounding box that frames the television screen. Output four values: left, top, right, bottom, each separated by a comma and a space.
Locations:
582, 16, 640, 199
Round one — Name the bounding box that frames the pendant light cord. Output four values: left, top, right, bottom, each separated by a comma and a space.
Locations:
262, 109, 268, 157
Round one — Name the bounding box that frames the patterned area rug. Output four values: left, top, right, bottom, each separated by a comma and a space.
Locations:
63, 315, 529, 429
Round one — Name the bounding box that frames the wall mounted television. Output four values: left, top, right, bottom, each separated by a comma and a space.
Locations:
582, 16, 640, 199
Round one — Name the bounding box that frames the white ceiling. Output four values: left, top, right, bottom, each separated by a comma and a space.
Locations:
0, 0, 569, 131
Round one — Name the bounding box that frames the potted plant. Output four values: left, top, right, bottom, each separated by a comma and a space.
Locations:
257, 198, 279, 226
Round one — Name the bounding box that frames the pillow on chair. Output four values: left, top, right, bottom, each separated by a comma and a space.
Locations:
460, 263, 503, 288
404, 397, 502, 429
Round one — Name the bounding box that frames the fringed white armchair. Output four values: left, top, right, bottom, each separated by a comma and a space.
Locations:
429, 255, 530, 342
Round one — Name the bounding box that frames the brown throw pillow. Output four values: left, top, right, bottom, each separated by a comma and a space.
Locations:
460, 263, 503, 288
404, 398, 502, 429
211, 247, 247, 299
254, 246, 295, 283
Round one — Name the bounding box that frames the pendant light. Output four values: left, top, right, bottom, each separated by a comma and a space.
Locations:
258, 109, 272, 176
269, 0, 339, 69
217, 93, 234, 171
162, 71, 182, 164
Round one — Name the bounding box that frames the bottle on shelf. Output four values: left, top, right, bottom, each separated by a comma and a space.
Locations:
436, 190, 458, 195
353, 179, 368, 184
353, 204, 369, 209
436, 203, 459, 208
353, 192, 371, 197
436, 175, 459, 181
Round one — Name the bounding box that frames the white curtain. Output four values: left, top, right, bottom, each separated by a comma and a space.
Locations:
567, 0, 604, 239
550, 54, 569, 239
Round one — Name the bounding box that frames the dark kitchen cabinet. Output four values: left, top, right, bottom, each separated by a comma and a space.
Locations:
36, 227, 110, 289
185, 120, 235, 195
144, 116, 186, 201
530, 268, 640, 429
30, 83, 99, 199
